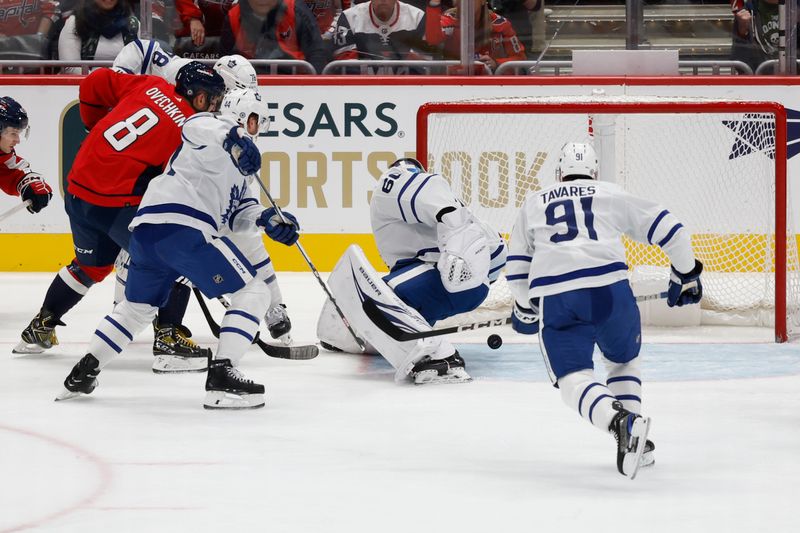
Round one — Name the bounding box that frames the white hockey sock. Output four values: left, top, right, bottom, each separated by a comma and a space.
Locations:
88, 300, 157, 367
217, 278, 271, 366
604, 358, 643, 414
558, 369, 619, 432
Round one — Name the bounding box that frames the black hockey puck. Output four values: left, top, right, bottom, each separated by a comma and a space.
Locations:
487, 334, 503, 350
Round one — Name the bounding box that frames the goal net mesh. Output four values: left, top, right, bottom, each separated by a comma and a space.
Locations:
419, 96, 800, 337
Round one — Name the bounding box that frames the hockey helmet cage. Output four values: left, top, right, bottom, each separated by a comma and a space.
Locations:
389, 158, 424, 171
214, 55, 258, 92
556, 142, 598, 181
175, 61, 226, 104
0, 97, 29, 139
220, 88, 271, 137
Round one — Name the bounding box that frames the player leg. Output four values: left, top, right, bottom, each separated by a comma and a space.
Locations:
596, 280, 654, 471
227, 230, 293, 345
15, 196, 124, 354
326, 245, 469, 385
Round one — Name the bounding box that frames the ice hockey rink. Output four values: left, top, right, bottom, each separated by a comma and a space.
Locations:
1, 273, 798, 533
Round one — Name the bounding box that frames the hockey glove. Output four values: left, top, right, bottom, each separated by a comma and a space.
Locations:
256, 207, 300, 246
511, 299, 539, 335
223, 127, 261, 176
17, 173, 52, 213
667, 259, 703, 307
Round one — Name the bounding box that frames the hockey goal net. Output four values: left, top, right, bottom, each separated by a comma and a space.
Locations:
417, 95, 800, 342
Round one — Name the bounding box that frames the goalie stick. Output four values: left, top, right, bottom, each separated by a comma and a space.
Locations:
192, 287, 319, 360
363, 291, 670, 342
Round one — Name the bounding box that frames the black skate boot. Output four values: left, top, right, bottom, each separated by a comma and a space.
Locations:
152, 321, 210, 374
411, 352, 472, 385
266, 304, 292, 345
608, 401, 652, 479
204, 358, 265, 410
13, 309, 65, 354
55, 354, 100, 401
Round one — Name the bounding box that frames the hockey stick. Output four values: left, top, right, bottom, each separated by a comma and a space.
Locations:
192, 287, 319, 360
364, 291, 670, 342
250, 174, 367, 352
0, 201, 31, 223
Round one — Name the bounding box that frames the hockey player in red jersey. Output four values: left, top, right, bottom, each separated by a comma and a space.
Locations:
0, 97, 52, 215
14, 63, 227, 360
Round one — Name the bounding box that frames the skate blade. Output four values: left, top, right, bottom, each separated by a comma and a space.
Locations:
55, 387, 84, 401
152, 355, 208, 374
639, 450, 655, 469
414, 368, 473, 385
12, 340, 49, 355
203, 391, 265, 410
623, 417, 652, 480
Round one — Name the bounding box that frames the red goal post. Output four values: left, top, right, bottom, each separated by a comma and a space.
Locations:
416, 96, 797, 342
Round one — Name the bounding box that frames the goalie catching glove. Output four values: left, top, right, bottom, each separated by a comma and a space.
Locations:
436, 209, 490, 293
667, 259, 703, 307
16, 172, 52, 213
511, 299, 539, 335
223, 126, 261, 176
256, 207, 300, 246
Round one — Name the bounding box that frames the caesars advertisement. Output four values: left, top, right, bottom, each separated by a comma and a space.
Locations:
0, 79, 798, 270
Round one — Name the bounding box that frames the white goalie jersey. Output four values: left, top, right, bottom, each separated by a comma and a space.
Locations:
506, 179, 697, 305
370, 165, 506, 280
130, 114, 262, 237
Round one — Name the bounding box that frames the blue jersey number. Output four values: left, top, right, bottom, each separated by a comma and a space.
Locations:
545, 197, 598, 243
381, 171, 401, 193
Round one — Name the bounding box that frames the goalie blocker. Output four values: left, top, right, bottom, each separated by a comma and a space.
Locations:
320, 245, 471, 384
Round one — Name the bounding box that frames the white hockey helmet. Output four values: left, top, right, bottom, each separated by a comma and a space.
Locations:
213, 54, 258, 92
220, 88, 271, 138
555, 142, 598, 181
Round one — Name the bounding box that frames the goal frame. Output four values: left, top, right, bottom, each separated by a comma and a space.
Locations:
416, 100, 790, 342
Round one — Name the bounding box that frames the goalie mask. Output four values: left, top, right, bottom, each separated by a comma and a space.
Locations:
390, 158, 424, 172
214, 55, 258, 92
220, 88, 271, 139
555, 142, 598, 181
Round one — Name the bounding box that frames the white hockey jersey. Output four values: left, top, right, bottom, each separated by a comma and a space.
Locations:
370, 166, 505, 276
130, 113, 262, 237
112, 39, 190, 85
506, 179, 696, 304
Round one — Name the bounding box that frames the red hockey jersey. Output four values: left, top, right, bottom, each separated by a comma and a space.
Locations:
68, 69, 197, 208
0, 149, 31, 197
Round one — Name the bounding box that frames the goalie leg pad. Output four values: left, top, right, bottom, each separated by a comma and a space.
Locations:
384, 259, 488, 324
326, 245, 453, 379
317, 297, 377, 354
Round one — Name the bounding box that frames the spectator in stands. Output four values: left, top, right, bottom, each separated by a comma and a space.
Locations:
0, 0, 61, 60
220, 0, 330, 74
731, 0, 800, 73
174, 0, 236, 50
58, 0, 139, 73
304, 0, 344, 42
426, 0, 526, 73
332, 0, 431, 71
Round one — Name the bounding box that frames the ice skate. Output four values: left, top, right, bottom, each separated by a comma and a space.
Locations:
13, 309, 65, 354
55, 354, 100, 401
411, 352, 472, 385
608, 401, 652, 479
204, 358, 265, 410
640, 440, 655, 469
266, 303, 292, 345
152, 322, 210, 374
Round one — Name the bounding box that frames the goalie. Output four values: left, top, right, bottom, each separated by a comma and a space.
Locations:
317, 158, 507, 385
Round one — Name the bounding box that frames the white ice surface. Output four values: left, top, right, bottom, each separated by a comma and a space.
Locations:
1, 273, 799, 533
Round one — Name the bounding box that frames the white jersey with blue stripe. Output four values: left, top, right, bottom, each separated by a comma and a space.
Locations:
370, 166, 506, 280
112, 39, 190, 85
130, 114, 262, 237
507, 178, 696, 303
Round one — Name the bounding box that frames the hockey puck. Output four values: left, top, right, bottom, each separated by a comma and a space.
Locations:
487, 334, 503, 350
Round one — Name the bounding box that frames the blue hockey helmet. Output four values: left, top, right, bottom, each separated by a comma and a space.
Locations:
390, 157, 424, 171
0, 96, 29, 138
175, 61, 226, 110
